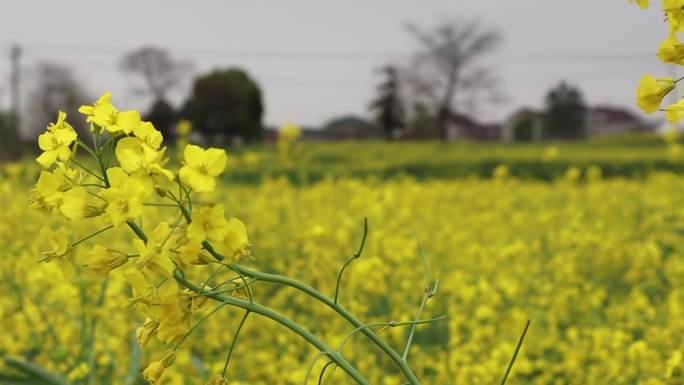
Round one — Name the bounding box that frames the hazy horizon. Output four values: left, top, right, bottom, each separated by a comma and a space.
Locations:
0, 0, 673, 130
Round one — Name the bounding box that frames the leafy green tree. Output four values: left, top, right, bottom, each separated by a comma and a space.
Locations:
543, 81, 587, 139
0, 110, 22, 161
369, 65, 405, 139
182, 68, 264, 144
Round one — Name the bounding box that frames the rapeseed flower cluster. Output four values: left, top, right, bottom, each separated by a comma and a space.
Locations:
25, 93, 256, 385
632, 0, 684, 122
7, 140, 684, 384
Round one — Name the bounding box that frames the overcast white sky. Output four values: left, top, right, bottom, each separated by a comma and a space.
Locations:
0, 0, 673, 128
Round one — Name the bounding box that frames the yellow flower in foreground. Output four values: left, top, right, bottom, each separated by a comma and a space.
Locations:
665, 0, 684, 32
179, 144, 227, 192
629, 0, 648, 9
187, 205, 228, 243
636, 75, 675, 113
658, 34, 684, 65
206, 374, 229, 385
134, 121, 163, 150
107, 110, 141, 135
115, 137, 174, 189
215, 218, 250, 261
143, 361, 166, 385
134, 222, 176, 280
29, 170, 66, 213
78, 92, 118, 128
84, 245, 128, 276
39, 226, 74, 279
665, 99, 684, 123
59, 186, 91, 220
136, 317, 160, 347
36, 112, 77, 168
101, 167, 145, 226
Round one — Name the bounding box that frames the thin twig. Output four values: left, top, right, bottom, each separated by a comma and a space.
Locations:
333, 218, 368, 304
498, 320, 531, 385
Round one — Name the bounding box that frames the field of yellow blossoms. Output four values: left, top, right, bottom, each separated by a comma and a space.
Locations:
3, 145, 684, 385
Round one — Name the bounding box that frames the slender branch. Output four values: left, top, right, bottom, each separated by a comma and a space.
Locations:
304, 351, 331, 385
318, 361, 336, 385
213, 258, 422, 385
75, 139, 98, 160
333, 218, 368, 305
340, 316, 446, 355
498, 320, 531, 385
173, 302, 228, 350
221, 310, 250, 377
402, 292, 429, 361
70, 158, 105, 183
71, 225, 114, 247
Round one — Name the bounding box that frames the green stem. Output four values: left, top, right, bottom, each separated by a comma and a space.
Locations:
402, 292, 429, 361
173, 302, 228, 350
175, 272, 371, 385
71, 225, 114, 247
221, 310, 250, 377
70, 158, 105, 183
340, 316, 446, 355
333, 218, 367, 305
498, 320, 531, 385
318, 361, 335, 385
224, 260, 422, 385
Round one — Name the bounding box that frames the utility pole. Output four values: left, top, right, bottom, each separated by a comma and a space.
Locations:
10, 44, 21, 135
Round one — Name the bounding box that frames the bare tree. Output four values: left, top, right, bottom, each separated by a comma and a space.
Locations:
28, 62, 90, 137
120, 46, 191, 101
406, 18, 502, 140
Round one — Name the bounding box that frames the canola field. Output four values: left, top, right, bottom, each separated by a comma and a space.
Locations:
2, 146, 684, 385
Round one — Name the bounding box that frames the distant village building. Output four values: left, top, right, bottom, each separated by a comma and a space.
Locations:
585, 105, 652, 136
502, 105, 652, 142
446, 113, 502, 141
502, 109, 543, 142
300, 115, 383, 141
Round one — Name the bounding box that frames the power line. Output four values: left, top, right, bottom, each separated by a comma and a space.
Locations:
1, 41, 657, 62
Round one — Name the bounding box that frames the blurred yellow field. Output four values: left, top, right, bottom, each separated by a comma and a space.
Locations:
4, 157, 684, 384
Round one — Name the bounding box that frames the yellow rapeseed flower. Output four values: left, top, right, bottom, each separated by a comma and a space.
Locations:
39, 226, 74, 279
179, 144, 227, 192
36, 112, 77, 168
143, 361, 166, 385
629, 0, 648, 9
136, 317, 160, 347
657, 34, 684, 65
101, 167, 145, 226
84, 245, 129, 276
133, 222, 176, 280
206, 374, 229, 385
665, 99, 684, 123
187, 205, 228, 243
78, 92, 118, 128
134, 121, 164, 150
115, 137, 174, 191
215, 218, 250, 261
636, 75, 675, 113
665, 0, 684, 31
108, 110, 142, 135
